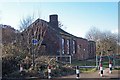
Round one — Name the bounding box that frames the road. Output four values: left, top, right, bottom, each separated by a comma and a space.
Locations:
60, 68, 119, 78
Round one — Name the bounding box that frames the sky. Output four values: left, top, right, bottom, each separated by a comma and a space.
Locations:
0, 1, 118, 38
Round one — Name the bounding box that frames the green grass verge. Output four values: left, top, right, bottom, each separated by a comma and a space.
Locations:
102, 61, 109, 68
102, 59, 120, 68
114, 68, 120, 70
71, 59, 96, 66
71, 59, 97, 73
71, 58, 120, 73
80, 68, 97, 73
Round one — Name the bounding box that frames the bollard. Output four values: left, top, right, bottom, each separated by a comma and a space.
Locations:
48, 65, 51, 79
100, 63, 103, 77
99, 57, 102, 70
20, 64, 23, 72
76, 66, 80, 79
109, 61, 112, 74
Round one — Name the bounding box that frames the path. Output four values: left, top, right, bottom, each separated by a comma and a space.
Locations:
61, 68, 119, 78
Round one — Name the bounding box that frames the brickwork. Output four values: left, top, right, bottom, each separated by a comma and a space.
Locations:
27, 14, 96, 61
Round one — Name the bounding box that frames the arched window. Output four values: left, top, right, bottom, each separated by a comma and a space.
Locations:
73, 40, 76, 54
67, 40, 70, 54
62, 38, 65, 54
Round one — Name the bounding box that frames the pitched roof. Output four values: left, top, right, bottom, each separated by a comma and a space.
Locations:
27, 18, 88, 41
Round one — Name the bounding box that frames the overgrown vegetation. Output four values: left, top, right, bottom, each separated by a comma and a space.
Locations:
85, 27, 118, 56
2, 46, 75, 78
2, 16, 120, 78
1, 17, 75, 78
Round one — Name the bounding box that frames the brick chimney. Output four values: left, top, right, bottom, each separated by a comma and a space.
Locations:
49, 14, 58, 28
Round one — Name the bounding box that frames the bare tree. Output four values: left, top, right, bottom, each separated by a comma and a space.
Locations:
19, 15, 34, 32
100, 31, 117, 54
21, 20, 47, 53
86, 27, 118, 68
58, 21, 63, 28
86, 27, 118, 56
20, 19, 48, 69
85, 27, 102, 42
58, 21, 67, 30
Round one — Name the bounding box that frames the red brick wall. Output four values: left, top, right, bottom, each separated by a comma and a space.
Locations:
27, 17, 96, 61
73, 38, 89, 60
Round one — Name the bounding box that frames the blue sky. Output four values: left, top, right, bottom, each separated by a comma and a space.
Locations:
0, 2, 118, 38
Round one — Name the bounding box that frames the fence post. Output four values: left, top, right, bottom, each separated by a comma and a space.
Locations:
76, 66, 80, 79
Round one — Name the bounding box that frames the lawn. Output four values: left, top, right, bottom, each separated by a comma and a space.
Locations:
114, 67, 120, 70
70, 57, 120, 72
71, 59, 96, 72
79, 68, 97, 73
102, 57, 120, 68
71, 59, 96, 66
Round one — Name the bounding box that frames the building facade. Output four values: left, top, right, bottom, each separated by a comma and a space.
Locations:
26, 14, 96, 61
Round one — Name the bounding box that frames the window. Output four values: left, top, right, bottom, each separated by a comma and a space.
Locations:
62, 38, 65, 54
73, 40, 75, 54
67, 40, 70, 54
77, 45, 80, 49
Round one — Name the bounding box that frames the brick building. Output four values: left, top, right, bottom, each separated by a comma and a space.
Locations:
26, 14, 96, 62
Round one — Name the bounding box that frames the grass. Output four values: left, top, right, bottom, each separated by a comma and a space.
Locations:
102, 61, 109, 68
80, 68, 97, 73
102, 58, 120, 68
114, 68, 120, 70
70, 56, 120, 73
71, 59, 96, 66
71, 59, 96, 72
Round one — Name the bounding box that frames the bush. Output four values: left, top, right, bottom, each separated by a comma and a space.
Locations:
2, 56, 19, 77
51, 66, 75, 77
2, 44, 32, 77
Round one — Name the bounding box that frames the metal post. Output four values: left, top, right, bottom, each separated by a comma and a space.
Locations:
70, 55, 71, 64
32, 38, 38, 69
96, 55, 98, 69
32, 44, 35, 69
32, 38, 36, 70
113, 54, 115, 69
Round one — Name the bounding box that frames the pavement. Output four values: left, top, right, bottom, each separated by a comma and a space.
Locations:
60, 68, 120, 78
2, 68, 119, 80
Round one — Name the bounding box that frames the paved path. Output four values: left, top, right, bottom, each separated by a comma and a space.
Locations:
61, 68, 119, 78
